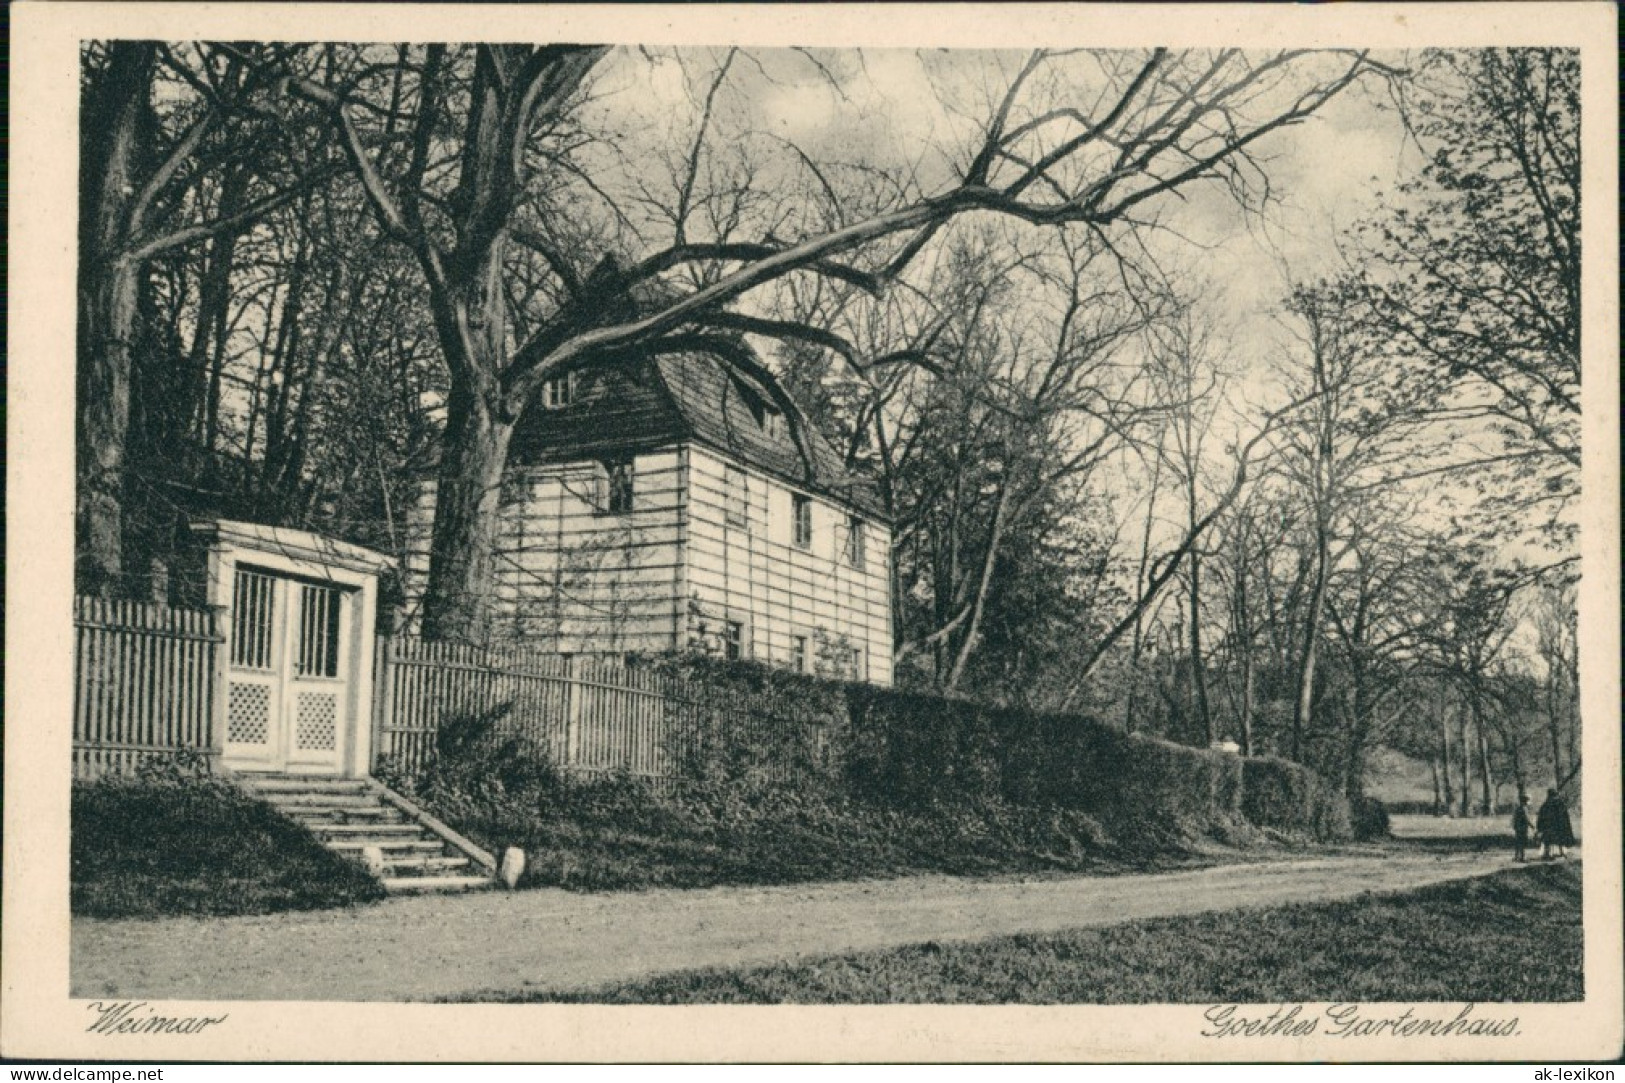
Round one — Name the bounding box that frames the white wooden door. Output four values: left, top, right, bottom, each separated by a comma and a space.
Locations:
284, 580, 349, 773
223, 567, 350, 774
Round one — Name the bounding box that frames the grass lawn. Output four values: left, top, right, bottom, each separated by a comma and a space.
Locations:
72, 778, 386, 919
529, 862, 1582, 1004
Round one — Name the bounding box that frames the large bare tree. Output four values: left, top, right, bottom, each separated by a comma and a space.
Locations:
77, 42, 330, 594
283, 45, 1378, 641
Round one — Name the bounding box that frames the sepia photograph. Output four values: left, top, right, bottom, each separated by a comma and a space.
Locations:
5, 1, 1619, 1065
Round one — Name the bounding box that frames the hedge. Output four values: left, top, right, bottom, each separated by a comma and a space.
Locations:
610, 656, 1346, 845
844, 687, 1246, 842
1241, 756, 1353, 842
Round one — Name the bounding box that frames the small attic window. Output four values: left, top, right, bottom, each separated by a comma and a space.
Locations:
541, 370, 580, 409
728, 371, 782, 435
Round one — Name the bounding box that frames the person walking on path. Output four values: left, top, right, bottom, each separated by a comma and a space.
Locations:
1536, 787, 1576, 860
1512, 793, 1534, 862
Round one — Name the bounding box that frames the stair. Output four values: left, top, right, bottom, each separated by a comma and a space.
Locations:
238, 774, 496, 894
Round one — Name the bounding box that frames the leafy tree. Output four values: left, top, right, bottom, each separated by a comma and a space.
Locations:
1355, 48, 1579, 544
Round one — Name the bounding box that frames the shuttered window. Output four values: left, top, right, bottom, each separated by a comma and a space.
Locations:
725, 465, 750, 529
603, 459, 635, 515
793, 494, 813, 548
723, 619, 746, 661
845, 515, 867, 568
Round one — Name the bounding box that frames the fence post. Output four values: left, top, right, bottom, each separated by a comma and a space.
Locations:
564, 654, 581, 770
203, 543, 234, 767
372, 634, 395, 773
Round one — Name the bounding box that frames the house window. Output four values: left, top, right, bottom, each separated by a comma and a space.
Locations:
722, 619, 746, 661
541, 370, 579, 409
791, 634, 810, 674
844, 515, 866, 568
598, 458, 634, 515
793, 494, 813, 549
763, 409, 785, 440
725, 465, 750, 530
849, 645, 866, 682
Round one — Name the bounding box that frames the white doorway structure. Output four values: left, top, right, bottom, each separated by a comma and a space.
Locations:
192, 520, 392, 778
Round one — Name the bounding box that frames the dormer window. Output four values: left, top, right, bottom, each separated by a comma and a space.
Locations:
730, 372, 783, 436
541, 370, 580, 409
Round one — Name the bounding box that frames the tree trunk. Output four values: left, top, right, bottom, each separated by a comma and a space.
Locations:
1546, 666, 1566, 792
1238, 646, 1255, 757
1473, 691, 1494, 815
78, 259, 141, 595
1437, 685, 1455, 816
1124, 449, 1164, 733
1291, 529, 1329, 762
76, 43, 156, 596
945, 477, 1013, 693
419, 383, 515, 645
1189, 549, 1213, 745
191, 168, 249, 455
1456, 692, 1472, 818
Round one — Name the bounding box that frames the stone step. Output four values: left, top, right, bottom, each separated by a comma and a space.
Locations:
384, 854, 476, 875
328, 838, 445, 854
381, 874, 492, 894
308, 822, 425, 838
241, 775, 494, 895
281, 805, 401, 822
258, 792, 383, 809
240, 776, 374, 794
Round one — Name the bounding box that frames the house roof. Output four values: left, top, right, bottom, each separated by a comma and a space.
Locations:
509, 349, 888, 519
189, 518, 396, 575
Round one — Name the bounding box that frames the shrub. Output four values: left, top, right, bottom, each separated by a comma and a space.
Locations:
1352, 796, 1391, 840
1060, 724, 1244, 842
1241, 757, 1353, 842
847, 691, 1245, 842
395, 704, 565, 818
636, 654, 849, 789
844, 686, 1003, 807
133, 746, 217, 783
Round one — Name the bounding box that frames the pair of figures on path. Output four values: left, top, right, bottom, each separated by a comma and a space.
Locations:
1513, 788, 1576, 862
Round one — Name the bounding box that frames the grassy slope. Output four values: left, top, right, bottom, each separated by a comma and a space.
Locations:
528, 863, 1582, 1004
434, 781, 1266, 893
72, 779, 386, 918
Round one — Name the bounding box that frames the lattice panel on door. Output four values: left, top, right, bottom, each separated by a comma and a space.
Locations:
227, 682, 271, 745
295, 691, 338, 751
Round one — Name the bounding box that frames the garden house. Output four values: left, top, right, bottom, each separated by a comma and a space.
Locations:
402, 348, 894, 685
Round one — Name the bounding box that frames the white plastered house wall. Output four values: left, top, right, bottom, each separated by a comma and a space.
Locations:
401, 444, 894, 685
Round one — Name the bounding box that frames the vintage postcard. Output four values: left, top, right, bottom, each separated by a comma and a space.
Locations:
5, 1, 1620, 1064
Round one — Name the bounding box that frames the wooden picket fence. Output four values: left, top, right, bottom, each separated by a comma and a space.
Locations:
72, 597, 819, 785
73, 596, 222, 779
372, 638, 726, 781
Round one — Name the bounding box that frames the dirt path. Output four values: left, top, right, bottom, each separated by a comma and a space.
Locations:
73, 849, 1520, 1001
